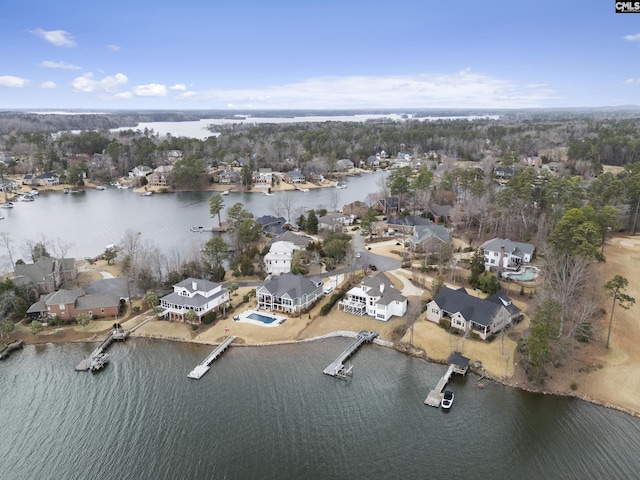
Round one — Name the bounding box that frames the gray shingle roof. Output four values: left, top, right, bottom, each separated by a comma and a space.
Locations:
433, 286, 508, 328
411, 223, 451, 244
161, 288, 228, 309
260, 273, 320, 298
44, 288, 85, 306
481, 238, 534, 256
174, 277, 221, 294
76, 294, 120, 310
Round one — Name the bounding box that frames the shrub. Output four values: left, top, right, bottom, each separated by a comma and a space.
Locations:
320, 291, 344, 316
470, 332, 481, 340
191, 324, 199, 331
133, 306, 141, 313
439, 318, 451, 331
202, 311, 217, 325
570, 381, 578, 391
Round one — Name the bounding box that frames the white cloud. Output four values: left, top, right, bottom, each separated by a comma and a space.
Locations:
114, 91, 133, 99
31, 28, 76, 47
133, 83, 167, 97
0, 76, 29, 88
625, 78, 640, 84
169, 84, 187, 91
41, 81, 56, 89
107, 44, 121, 51
176, 91, 198, 99
72, 72, 128, 93
624, 33, 640, 42
192, 70, 557, 109
40, 60, 82, 70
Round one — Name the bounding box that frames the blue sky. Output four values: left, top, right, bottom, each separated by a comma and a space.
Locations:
1, 0, 639, 110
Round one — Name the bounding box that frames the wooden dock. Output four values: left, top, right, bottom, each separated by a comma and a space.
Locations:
0, 340, 24, 360
75, 325, 130, 371
187, 335, 236, 379
323, 330, 378, 379
424, 352, 470, 407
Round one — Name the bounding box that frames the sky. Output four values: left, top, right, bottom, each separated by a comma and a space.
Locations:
1, 0, 640, 110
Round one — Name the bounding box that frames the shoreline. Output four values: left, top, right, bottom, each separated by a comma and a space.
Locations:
18, 327, 640, 419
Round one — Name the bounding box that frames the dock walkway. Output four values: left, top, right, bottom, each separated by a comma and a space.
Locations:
323, 330, 378, 379
75, 325, 131, 372
187, 335, 236, 379
424, 364, 455, 407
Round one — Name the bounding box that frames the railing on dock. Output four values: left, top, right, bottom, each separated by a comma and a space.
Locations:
323, 330, 378, 379
187, 336, 236, 379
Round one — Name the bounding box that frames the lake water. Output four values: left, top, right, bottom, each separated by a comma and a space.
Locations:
1, 338, 639, 480
0, 172, 388, 267
110, 114, 501, 140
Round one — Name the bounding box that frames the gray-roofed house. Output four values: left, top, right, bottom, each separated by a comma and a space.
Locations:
342, 200, 368, 219
339, 272, 407, 321
283, 170, 306, 184
409, 223, 452, 253
430, 204, 453, 222
256, 273, 323, 314
318, 212, 353, 232
426, 286, 521, 339
160, 278, 229, 323
269, 231, 313, 249
481, 238, 535, 271
386, 215, 433, 235
335, 159, 355, 171
27, 287, 120, 321
256, 215, 289, 236
13, 257, 77, 295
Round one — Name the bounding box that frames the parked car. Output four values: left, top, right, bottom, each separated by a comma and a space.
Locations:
323, 285, 334, 295
355, 252, 361, 258
369, 264, 377, 271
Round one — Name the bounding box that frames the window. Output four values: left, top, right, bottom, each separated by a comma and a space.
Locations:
101, 308, 105, 314
59, 304, 65, 309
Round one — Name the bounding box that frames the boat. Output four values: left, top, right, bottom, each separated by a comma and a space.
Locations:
141, 191, 153, 196
117, 184, 130, 190
335, 184, 347, 189
441, 390, 454, 409
262, 191, 275, 196
96, 185, 106, 190
63, 188, 69, 194
221, 190, 230, 195
20, 194, 35, 202
0, 202, 14, 208
30, 189, 39, 196
190, 225, 205, 232
298, 188, 309, 192
89, 352, 110, 372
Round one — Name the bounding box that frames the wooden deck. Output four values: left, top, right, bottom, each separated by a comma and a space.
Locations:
424, 365, 455, 407
187, 336, 236, 379
323, 330, 378, 379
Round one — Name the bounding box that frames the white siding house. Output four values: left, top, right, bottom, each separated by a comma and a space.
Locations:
340, 272, 407, 321
264, 241, 296, 275
160, 278, 229, 323
481, 238, 535, 271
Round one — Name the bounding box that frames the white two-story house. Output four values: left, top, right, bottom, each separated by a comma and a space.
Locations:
340, 272, 407, 321
481, 238, 534, 271
160, 278, 229, 323
264, 241, 297, 275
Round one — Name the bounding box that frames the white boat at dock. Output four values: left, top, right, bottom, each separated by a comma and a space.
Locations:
141, 191, 153, 196
221, 190, 230, 195
298, 188, 309, 192
0, 202, 14, 208
262, 191, 275, 196
96, 185, 107, 190
89, 352, 110, 372
335, 184, 347, 189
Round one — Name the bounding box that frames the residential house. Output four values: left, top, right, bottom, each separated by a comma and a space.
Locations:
218, 169, 240, 185
365, 155, 380, 168
160, 278, 229, 323
342, 200, 369, 219
257, 215, 289, 236
253, 168, 272, 185
269, 231, 313, 250
304, 166, 325, 183
128, 165, 153, 179
256, 273, 323, 314
426, 286, 521, 340
339, 272, 407, 321
409, 223, 452, 253
22, 172, 59, 187
264, 241, 296, 275
335, 159, 354, 171
283, 170, 306, 184
14, 257, 77, 295
318, 212, 353, 232
27, 288, 120, 321
386, 215, 433, 235
396, 151, 412, 163
375, 197, 401, 214
147, 165, 173, 186
494, 166, 515, 179
430, 204, 453, 223
481, 238, 535, 271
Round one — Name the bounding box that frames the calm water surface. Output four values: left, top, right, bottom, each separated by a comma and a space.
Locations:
1, 171, 387, 266
1, 339, 639, 480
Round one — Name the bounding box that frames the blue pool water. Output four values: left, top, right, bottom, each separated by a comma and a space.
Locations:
248, 312, 277, 324
509, 266, 536, 281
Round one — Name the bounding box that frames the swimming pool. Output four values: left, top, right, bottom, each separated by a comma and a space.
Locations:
247, 312, 278, 324
508, 266, 538, 281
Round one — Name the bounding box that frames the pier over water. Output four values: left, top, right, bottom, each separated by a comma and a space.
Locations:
323, 330, 378, 379
187, 335, 236, 379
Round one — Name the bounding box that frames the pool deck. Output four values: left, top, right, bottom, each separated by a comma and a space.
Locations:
233, 309, 288, 328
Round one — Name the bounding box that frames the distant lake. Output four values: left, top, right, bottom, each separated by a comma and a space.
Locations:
110, 114, 501, 139
1, 172, 388, 268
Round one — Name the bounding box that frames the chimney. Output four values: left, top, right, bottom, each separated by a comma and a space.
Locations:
380, 283, 385, 294
192, 280, 197, 290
